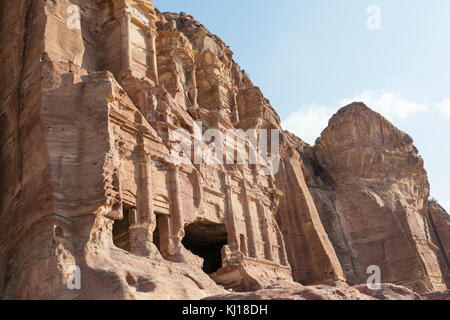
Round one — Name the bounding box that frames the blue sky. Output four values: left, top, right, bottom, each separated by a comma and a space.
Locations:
154, 0, 450, 211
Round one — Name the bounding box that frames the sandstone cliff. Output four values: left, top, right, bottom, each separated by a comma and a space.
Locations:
298, 103, 449, 292
0, 0, 448, 300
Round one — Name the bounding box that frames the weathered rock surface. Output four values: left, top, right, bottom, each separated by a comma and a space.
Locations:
0, 0, 448, 300
206, 283, 428, 301
299, 103, 449, 293
426, 201, 450, 287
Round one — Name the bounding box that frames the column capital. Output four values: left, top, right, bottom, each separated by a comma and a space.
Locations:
224, 174, 233, 187
113, 1, 130, 19
168, 162, 181, 172
143, 26, 157, 37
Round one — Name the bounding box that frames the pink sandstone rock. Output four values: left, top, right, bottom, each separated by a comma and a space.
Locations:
0, 0, 448, 300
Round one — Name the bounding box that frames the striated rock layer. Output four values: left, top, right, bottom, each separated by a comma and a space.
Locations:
0, 0, 448, 299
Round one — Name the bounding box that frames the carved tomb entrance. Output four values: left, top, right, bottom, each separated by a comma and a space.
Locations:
112, 204, 134, 252
182, 221, 228, 274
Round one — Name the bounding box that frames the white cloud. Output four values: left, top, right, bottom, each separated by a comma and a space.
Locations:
436, 99, 450, 117
281, 104, 336, 145
282, 91, 428, 145
340, 91, 428, 122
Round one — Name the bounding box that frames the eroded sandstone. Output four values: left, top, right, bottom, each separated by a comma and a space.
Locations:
0, 0, 448, 300
298, 103, 449, 293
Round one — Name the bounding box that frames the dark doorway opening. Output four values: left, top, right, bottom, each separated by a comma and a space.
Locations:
239, 234, 247, 255
153, 216, 161, 251
153, 213, 170, 255
112, 204, 133, 252
182, 221, 228, 274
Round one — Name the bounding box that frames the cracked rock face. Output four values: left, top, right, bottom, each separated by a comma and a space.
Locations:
0, 0, 448, 300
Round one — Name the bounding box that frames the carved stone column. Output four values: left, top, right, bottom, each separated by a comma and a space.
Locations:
119, 14, 132, 71
224, 175, 239, 255
169, 165, 185, 251
231, 91, 239, 125
147, 27, 159, 83
129, 144, 155, 256
257, 203, 273, 261
241, 182, 257, 258
189, 63, 199, 107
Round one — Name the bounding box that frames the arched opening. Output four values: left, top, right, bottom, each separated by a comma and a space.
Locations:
182, 221, 228, 275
